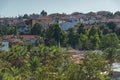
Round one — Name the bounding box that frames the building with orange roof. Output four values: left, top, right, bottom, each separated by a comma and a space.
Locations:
68, 49, 84, 64
0, 35, 37, 45
30, 16, 52, 28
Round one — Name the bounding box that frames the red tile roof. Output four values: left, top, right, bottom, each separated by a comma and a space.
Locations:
0, 35, 37, 43
20, 35, 37, 40
68, 49, 80, 53
35, 16, 52, 21
68, 54, 83, 64
0, 18, 15, 20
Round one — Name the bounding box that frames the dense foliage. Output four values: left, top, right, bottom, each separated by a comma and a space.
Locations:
1, 21, 120, 79
0, 21, 120, 50
36, 22, 120, 51
0, 45, 113, 80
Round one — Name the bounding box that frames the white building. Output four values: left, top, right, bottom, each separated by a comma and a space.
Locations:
60, 16, 79, 30
112, 63, 120, 80
0, 41, 9, 51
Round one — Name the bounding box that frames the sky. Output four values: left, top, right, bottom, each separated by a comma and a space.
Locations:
0, 0, 120, 17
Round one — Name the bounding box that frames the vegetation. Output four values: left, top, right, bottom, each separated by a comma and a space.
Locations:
1, 19, 120, 79
0, 45, 114, 80
41, 10, 47, 16
0, 27, 17, 36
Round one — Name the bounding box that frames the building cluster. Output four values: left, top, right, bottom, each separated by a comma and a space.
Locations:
0, 11, 120, 79
0, 35, 37, 51
1, 11, 120, 32
1, 11, 120, 51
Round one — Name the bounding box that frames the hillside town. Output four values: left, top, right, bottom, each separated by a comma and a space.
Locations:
1, 11, 120, 49
1, 11, 120, 80
1, 11, 120, 31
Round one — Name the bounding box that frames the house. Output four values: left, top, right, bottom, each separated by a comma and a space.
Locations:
60, 16, 79, 30
68, 49, 80, 54
0, 41, 9, 51
1, 35, 21, 43
112, 63, 120, 80
68, 49, 84, 64
17, 26, 28, 33
97, 11, 112, 17
20, 35, 37, 46
31, 16, 52, 28
0, 35, 37, 46
0, 18, 19, 26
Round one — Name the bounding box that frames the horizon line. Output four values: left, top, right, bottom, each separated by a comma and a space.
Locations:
0, 10, 120, 18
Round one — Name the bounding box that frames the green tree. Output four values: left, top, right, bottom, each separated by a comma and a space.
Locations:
115, 27, 120, 38
29, 45, 68, 80
77, 34, 88, 50
107, 22, 117, 32
67, 28, 78, 48
100, 33, 119, 49
0, 42, 4, 48
115, 49, 120, 62
41, 10, 47, 16
114, 11, 120, 17
0, 44, 114, 80
99, 24, 110, 35
102, 27, 110, 35
80, 51, 112, 80
88, 26, 100, 49
23, 14, 29, 19
0, 26, 17, 36
104, 48, 116, 64
77, 23, 85, 34
89, 34, 100, 49
0, 27, 8, 36
6, 45, 28, 68
30, 23, 44, 36
88, 26, 98, 37
45, 24, 64, 46
64, 51, 112, 80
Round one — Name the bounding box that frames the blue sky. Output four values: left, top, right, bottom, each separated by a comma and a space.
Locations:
0, 0, 120, 17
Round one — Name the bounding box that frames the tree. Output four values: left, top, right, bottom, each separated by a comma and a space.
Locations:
89, 34, 100, 49
102, 27, 110, 35
107, 22, 117, 32
77, 23, 85, 34
41, 10, 47, 16
104, 48, 116, 64
80, 51, 112, 80
6, 45, 28, 68
115, 49, 120, 62
88, 26, 100, 49
30, 23, 44, 36
0, 42, 4, 48
77, 34, 88, 50
0, 27, 17, 36
67, 28, 78, 48
0, 27, 7, 36
23, 14, 29, 19
100, 33, 119, 49
106, 12, 114, 18
99, 24, 110, 35
29, 45, 68, 80
114, 11, 120, 17
45, 24, 64, 46
88, 26, 98, 37
0, 44, 114, 80
115, 27, 120, 38
63, 51, 113, 80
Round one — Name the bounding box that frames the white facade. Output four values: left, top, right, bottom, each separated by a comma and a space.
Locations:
60, 22, 78, 30
112, 63, 120, 72
60, 16, 79, 30
0, 41, 9, 51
